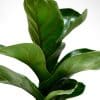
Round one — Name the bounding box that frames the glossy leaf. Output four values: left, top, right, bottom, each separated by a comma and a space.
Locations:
40, 78, 77, 96
44, 82, 85, 100
58, 9, 87, 41
0, 65, 44, 100
62, 48, 94, 58
66, 82, 85, 98
24, 0, 64, 59
0, 43, 50, 81
45, 89, 74, 100
50, 78, 77, 91
53, 82, 85, 100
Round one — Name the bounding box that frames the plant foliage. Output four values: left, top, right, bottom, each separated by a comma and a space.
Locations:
0, 0, 100, 100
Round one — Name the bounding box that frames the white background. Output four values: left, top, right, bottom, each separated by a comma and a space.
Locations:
0, 0, 100, 99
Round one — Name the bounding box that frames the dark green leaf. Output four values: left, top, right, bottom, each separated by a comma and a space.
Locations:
66, 82, 85, 98
53, 82, 85, 100
24, 0, 64, 55
40, 78, 77, 96
0, 65, 44, 100
56, 82, 85, 100
50, 78, 77, 91
58, 9, 87, 41
44, 82, 85, 100
24, 0, 64, 72
0, 43, 50, 81
46, 42, 65, 72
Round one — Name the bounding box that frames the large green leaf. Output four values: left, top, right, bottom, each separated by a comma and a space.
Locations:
57, 51, 100, 77
58, 9, 87, 41
24, 0, 64, 58
53, 48, 94, 73
44, 81, 85, 100
0, 43, 50, 81
39, 49, 97, 90
0, 65, 44, 100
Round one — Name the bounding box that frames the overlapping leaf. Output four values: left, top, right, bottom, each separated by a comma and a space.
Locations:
50, 78, 77, 91
44, 80, 85, 100
0, 65, 44, 100
53, 82, 85, 100
46, 42, 65, 72
0, 43, 50, 81
40, 77, 85, 99
39, 49, 96, 90
24, 0, 64, 59
40, 78, 77, 96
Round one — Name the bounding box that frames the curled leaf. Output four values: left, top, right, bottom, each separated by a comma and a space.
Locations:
44, 81, 85, 100
58, 9, 87, 41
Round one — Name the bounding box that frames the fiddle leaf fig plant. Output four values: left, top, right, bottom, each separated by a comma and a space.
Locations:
0, 0, 100, 100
